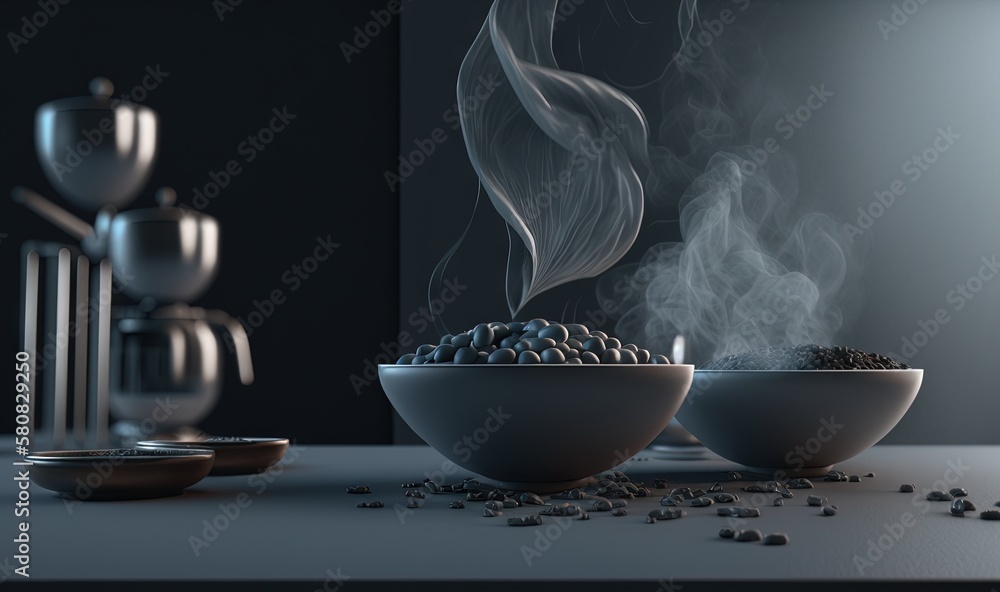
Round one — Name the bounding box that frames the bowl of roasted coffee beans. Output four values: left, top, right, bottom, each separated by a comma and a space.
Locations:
378, 319, 693, 491
675, 345, 922, 477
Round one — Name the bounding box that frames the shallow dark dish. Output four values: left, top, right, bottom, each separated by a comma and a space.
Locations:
378, 364, 694, 492
137, 437, 289, 476
26, 448, 215, 500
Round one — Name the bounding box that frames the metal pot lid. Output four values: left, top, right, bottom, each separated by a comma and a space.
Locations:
111, 187, 217, 224
36, 77, 152, 113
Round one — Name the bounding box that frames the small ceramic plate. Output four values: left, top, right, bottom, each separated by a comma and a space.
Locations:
26, 448, 215, 500
137, 437, 289, 476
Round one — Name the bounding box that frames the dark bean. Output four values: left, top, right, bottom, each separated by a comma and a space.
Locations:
807, 495, 827, 506
507, 515, 543, 527
581, 351, 601, 364
502, 499, 519, 508
590, 330, 608, 339
735, 529, 762, 542
523, 338, 557, 352
691, 497, 714, 507
763, 533, 790, 545
645, 516, 657, 524
605, 337, 622, 349
719, 527, 736, 539
618, 349, 638, 364
865, 472, 875, 478
406, 498, 420, 509
582, 337, 606, 356
601, 349, 622, 364
822, 506, 837, 516
714, 493, 736, 503
849, 475, 861, 482
508, 321, 525, 333
611, 508, 628, 517
487, 348, 517, 364
517, 350, 541, 364
451, 333, 473, 348
416, 344, 436, 356
654, 478, 668, 489
951, 498, 966, 516
540, 348, 566, 364
471, 324, 494, 348
433, 344, 456, 363
649, 354, 670, 364
411, 355, 426, 365
773, 498, 784, 507
899, 484, 915, 493
396, 354, 416, 365
346, 485, 371, 494
926, 490, 954, 502
519, 330, 538, 340
439, 334, 453, 345
565, 338, 583, 350
524, 318, 549, 332
708, 482, 722, 493
466, 491, 488, 502
591, 499, 612, 512
405, 490, 425, 498
453, 346, 478, 364
483, 508, 501, 517
980, 510, 1000, 520
519, 492, 544, 505
949, 488, 968, 497
500, 336, 520, 349
538, 324, 569, 343
648, 509, 686, 520
785, 478, 813, 489
962, 500, 976, 511
357, 501, 384, 508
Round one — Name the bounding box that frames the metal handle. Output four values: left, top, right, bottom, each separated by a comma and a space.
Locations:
11, 186, 94, 241
202, 309, 255, 386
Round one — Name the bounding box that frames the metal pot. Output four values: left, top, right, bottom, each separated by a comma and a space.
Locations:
35, 77, 158, 212
109, 188, 220, 303
110, 304, 253, 428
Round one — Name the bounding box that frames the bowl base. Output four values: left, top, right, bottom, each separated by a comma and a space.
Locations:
743, 465, 833, 479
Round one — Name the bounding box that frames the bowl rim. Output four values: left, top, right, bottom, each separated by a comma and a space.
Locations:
378, 363, 695, 368
692, 368, 922, 373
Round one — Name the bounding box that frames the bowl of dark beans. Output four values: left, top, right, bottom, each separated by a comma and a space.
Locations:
675, 345, 922, 478
378, 319, 694, 492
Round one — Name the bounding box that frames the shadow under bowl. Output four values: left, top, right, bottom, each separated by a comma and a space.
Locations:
674, 369, 923, 478
379, 363, 694, 492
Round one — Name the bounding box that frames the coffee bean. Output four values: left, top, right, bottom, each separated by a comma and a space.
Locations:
763, 533, 790, 545
719, 528, 735, 539
735, 529, 762, 542
926, 490, 954, 502
454, 346, 479, 364
690, 488, 707, 498
849, 475, 861, 482
714, 493, 736, 503
611, 499, 628, 509
415, 344, 436, 356
472, 324, 495, 348
702, 344, 909, 370
466, 491, 487, 502
634, 349, 651, 364
500, 336, 520, 349
648, 509, 686, 520
980, 510, 1000, 520
508, 515, 544, 527
538, 324, 569, 343
773, 498, 784, 507
484, 500, 503, 511
865, 472, 875, 478
346, 485, 371, 494
611, 508, 628, 517
483, 508, 502, 517
519, 492, 544, 506
899, 484, 915, 493
618, 349, 638, 364
517, 350, 541, 364
691, 497, 714, 507
540, 348, 566, 364
962, 500, 976, 511
524, 319, 549, 332
822, 506, 837, 516
591, 499, 612, 512
949, 488, 968, 497
649, 354, 671, 364
405, 489, 425, 499
661, 496, 681, 506
451, 333, 473, 348
645, 516, 657, 524
433, 344, 456, 363
439, 334, 453, 345
406, 498, 420, 509
951, 498, 966, 516
397, 354, 416, 365
785, 478, 814, 489
605, 338, 622, 349
487, 348, 517, 364
807, 495, 827, 506
708, 482, 722, 493
357, 501, 384, 508
601, 349, 622, 364
579, 512, 590, 520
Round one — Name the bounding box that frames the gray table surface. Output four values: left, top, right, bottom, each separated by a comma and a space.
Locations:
4, 444, 1000, 587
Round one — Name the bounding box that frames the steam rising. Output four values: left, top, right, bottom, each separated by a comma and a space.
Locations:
457, 0, 650, 317
458, 0, 863, 365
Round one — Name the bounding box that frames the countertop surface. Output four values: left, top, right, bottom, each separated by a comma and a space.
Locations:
4, 444, 1000, 589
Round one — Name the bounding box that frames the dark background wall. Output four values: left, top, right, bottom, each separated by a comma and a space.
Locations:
1, 0, 400, 443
